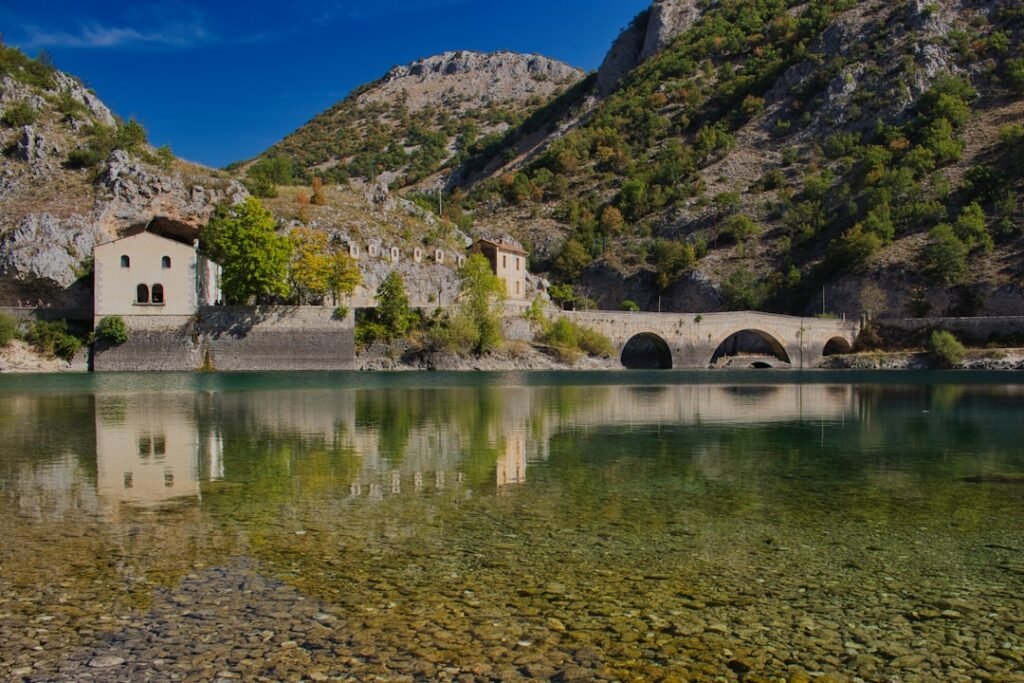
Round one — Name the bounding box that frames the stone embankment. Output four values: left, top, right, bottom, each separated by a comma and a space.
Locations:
93, 306, 354, 372
821, 349, 1024, 370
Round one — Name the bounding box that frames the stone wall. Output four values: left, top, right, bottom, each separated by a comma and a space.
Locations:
875, 317, 1024, 345
93, 307, 354, 372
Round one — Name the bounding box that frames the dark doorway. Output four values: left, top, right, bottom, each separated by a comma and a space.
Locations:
621, 333, 673, 369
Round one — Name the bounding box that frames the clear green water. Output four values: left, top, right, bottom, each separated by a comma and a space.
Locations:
1, 371, 1023, 682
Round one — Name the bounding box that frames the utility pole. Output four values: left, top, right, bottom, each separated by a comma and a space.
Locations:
822, 287, 825, 316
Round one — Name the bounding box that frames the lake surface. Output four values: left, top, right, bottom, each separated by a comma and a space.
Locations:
1, 371, 1023, 682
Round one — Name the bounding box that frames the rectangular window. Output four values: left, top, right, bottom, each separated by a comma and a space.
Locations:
516, 258, 521, 271
502, 255, 507, 269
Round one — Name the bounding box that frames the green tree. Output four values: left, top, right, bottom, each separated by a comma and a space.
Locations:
375, 271, 414, 340
924, 223, 968, 284
652, 239, 695, 290
452, 253, 507, 354
554, 239, 590, 280
1005, 58, 1024, 95
246, 156, 295, 198
202, 198, 292, 304
722, 270, 766, 310
952, 202, 993, 253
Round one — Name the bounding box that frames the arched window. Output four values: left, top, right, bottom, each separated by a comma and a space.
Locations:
121, 255, 131, 268
162, 256, 171, 268
136, 284, 150, 304
151, 283, 165, 304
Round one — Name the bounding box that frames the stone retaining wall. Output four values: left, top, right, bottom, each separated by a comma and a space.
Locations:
875, 317, 1024, 345
93, 307, 354, 372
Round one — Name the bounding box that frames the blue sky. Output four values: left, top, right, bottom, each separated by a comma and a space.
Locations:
2, 0, 650, 168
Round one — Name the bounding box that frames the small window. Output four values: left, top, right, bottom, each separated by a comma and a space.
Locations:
153, 436, 166, 456
516, 257, 521, 271
516, 281, 521, 295
502, 255, 507, 269
121, 255, 130, 268
123, 472, 133, 489
136, 284, 150, 304
162, 256, 171, 268
151, 284, 164, 304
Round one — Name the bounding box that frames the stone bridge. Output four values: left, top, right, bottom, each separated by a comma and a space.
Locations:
552, 310, 860, 369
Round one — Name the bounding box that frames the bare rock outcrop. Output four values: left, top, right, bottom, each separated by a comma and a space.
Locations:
0, 213, 104, 289
360, 51, 583, 112
94, 150, 248, 237
641, 0, 702, 60
595, 0, 701, 97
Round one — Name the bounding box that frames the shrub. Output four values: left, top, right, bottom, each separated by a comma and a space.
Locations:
1005, 57, 1024, 95
1, 100, 37, 127
621, 300, 640, 312
538, 317, 614, 363
0, 312, 18, 346
24, 320, 82, 361
929, 330, 965, 368
924, 224, 968, 284
96, 316, 129, 345
952, 202, 993, 253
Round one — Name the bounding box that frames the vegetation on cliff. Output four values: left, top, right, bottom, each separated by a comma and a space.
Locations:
450, 0, 1024, 316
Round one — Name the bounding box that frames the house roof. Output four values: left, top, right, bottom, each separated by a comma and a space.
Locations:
473, 238, 528, 256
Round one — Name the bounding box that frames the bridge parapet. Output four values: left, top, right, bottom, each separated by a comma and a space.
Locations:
549, 309, 859, 369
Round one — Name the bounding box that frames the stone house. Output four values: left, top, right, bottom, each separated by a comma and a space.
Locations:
470, 238, 528, 301
93, 224, 221, 322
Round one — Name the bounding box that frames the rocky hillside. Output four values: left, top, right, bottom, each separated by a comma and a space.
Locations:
453, 0, 1024, 318
0, 44, 247, 305
247, 51, 582, 189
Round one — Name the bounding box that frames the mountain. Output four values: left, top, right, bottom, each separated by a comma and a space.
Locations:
4, 0, 1024, 321
0, 44, 247, 305
450, 0, 1024, 318
246, 51, 583, 189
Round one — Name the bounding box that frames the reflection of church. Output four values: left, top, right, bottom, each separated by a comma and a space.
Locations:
95, 395, 223, 511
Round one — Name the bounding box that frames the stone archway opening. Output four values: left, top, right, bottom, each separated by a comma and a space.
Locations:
823, 337, 854, 356
710, 330, 791, 368
621, 333, 673, 369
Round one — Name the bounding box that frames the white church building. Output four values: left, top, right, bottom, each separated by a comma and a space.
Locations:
93, 222, 221, 322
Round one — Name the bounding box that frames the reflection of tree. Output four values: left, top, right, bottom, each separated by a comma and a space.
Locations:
355, 390, 416, 466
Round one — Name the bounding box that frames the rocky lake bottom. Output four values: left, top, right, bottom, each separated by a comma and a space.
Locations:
0, 371, 1022, 682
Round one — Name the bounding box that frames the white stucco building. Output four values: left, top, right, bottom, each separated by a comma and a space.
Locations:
93, 226, 221, 321
470, 238, 528, 301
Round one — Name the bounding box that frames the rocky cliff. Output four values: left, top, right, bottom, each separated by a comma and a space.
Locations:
595, 0, 701, 97
0, 50, 247, 305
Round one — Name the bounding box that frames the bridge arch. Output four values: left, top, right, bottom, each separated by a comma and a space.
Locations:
710, 329, 791, 368
823, 336, 854, 356
621, 332, 673, 369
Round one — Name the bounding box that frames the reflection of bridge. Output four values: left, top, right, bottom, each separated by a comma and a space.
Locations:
549, 310, 859, 369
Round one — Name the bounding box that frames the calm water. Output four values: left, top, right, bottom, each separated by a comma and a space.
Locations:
1, 371, 1023, 682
